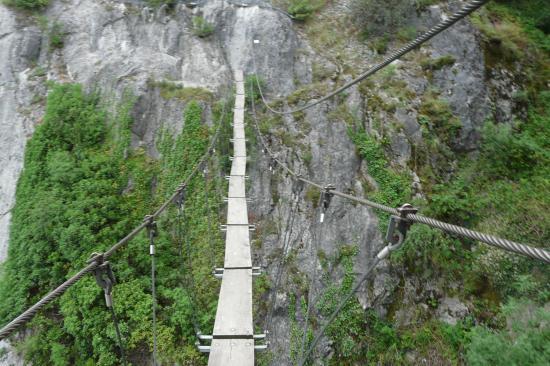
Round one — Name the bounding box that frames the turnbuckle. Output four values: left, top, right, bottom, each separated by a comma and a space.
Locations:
377, 203, 418, 259
320, 184, 335, 223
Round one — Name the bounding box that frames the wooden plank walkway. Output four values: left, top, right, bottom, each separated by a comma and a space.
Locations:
208, 70, 255, 366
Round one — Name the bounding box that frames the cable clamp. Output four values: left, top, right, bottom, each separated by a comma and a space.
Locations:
319, 184, 335, 223
377, 203, 417, 259
93, 260, 116, 308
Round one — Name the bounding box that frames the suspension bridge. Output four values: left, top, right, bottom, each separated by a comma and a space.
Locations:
202, 70, 260, 365
0, 1, 548, 365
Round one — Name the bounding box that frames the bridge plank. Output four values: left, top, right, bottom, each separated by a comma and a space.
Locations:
208, 339, 254, 366
236, 82, 245, 95
234, 128, 245, 139
230, 156, 246, 176
228, 175, 246, 197
233, 139, 246, 157
233, 108, 244, 125
212, 269, 253, 336
234, 70, 244, 83
224, 225, 252, 268
235, 94, 245, 109
227, 197, 248, 225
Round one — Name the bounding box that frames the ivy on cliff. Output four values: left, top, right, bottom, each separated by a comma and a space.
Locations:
0, 84, 226, 365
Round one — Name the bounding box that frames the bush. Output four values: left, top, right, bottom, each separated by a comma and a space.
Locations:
420, 55, 456, 71
466, 300, 550, 365
3, 0, 48, 10
244, 74, 265, 106
48, 21, 65, 50
192, 16, 214, 38
288, 0, 316, 21
353, 0, 415, 39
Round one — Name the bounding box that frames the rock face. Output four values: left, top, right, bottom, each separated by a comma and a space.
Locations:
0, 0, 512, 364
0, 6, 43, 263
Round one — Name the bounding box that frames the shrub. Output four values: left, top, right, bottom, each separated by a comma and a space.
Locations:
288, 0, 316, 21
48, 21, 65, 50
244, 74, 265, 106
353, 0, 415, 38
148, 79, 213, 102
466, 300, 550, 365
192, 16, 214, 38
3, 0, 48, 10
420, 55, 456, 71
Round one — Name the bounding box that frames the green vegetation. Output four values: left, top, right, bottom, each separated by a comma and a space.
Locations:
148, 79, 213, 102
244, 74, 265, 106
0, 84, 226, 365
3, 0, 48, 10
414, 0, 441, 11
36, 17, 66, 51
466, 299, 550, 365
146, 0, 176, 7
192, 16, 215, 38
353, 0, 413, 38
316, 246, 366, 361
288, 0, 323, 21
420, 55, 456, 71
350, 129, 412, 230
48, 21, 65, 50
419, 90, 462, 145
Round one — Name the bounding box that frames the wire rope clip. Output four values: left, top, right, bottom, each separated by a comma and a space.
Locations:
319, 184, 335, 223
93, 261, 116, 308
377, 203, 417, 259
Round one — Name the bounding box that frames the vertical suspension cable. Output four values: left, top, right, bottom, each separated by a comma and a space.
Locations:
203, 167, 216, 270
182, 195, 202, 334
298, 192, 326, 360
146, 219, 159, 366
110, 296, 128, 366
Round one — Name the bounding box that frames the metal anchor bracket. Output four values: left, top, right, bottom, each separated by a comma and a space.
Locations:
219, 224, 256, 232
377, 203, 418, 259
213, 267, 263, 278
320, 184, 335, 223
92, 259, 116, 308
144, 216, 158, 255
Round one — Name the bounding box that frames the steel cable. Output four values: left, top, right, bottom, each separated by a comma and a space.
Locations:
298, 194, 326, 360
0, 262, 98, 340
262, 181, 301, 333
148, 224, 159, 366
251, 0, 489, 115
109, 296, 128, 366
